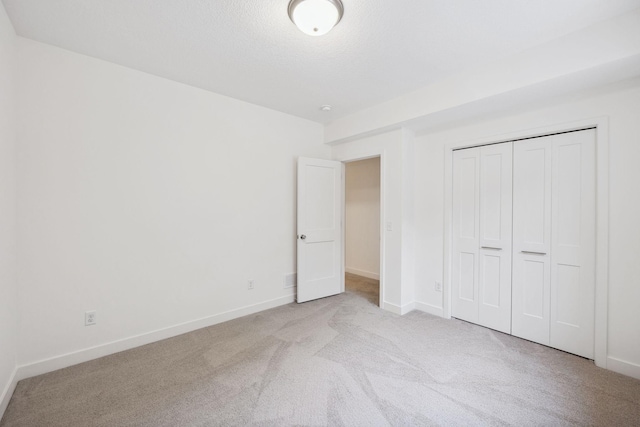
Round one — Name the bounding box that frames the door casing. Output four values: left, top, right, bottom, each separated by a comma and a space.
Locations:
336, 152, 386, 309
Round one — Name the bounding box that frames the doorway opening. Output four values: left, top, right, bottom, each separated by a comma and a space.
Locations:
344, 157, 381, 307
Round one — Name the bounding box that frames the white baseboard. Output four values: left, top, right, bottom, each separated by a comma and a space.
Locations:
345, 267, 380, 280
606, 356, 640, 380
414, 301, 444, 318
0, 366, 18, 420
401, 302, 415, 315
382, 301, 401, 315
15, 294, 295, 382
383, 301, 415, 315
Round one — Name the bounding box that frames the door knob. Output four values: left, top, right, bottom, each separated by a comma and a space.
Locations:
300, 234, 306, 240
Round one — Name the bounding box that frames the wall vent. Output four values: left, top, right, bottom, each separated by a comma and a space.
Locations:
284, 273, 297, 288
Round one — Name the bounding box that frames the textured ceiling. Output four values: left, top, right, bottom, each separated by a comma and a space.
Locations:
3, 0, 640, 123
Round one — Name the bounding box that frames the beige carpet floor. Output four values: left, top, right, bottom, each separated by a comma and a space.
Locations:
2, 273, 640, 426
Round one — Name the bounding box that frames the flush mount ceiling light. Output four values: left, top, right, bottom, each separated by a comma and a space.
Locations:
288, 0, 344, 36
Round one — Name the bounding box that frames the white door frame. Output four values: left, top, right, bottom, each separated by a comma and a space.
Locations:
443, 117, 609, 368
338, 152, 386, 308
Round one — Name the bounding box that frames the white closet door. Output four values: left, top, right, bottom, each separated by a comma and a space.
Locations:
512, 138, 552, 345
452, 143, 512, 333
549, 130, 596, 358
452, 148, 480, 324
478, 143, 513, 333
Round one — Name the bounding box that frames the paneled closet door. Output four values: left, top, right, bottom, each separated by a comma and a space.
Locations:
512, 138, 552, 345
513, 129, 596, 356
452, 148, 480, 324
478, 143, 513, 334
549, 130, 596, 359
452, 143, 512, 333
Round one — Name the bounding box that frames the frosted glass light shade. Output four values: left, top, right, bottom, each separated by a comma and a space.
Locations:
288, 0, 344, 36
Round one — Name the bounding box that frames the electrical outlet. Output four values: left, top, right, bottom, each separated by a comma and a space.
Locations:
284, 273, 296, 288
248, 280, 254, 290
435, 281, 442, 292
85, 311, 97, 326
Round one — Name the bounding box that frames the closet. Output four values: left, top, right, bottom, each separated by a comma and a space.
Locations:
451, 129, 596, 359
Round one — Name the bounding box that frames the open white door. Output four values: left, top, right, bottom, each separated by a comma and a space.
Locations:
297, 157, 344, 303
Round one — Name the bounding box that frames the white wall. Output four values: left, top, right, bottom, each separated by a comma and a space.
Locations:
15, 38, 329, 372
345, 157, 380, 280
413, 78, 640, 378
0, 2, 18, 417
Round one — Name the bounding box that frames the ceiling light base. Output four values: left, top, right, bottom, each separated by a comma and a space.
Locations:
288, 0, 344, 36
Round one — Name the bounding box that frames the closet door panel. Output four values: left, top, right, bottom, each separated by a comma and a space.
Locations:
522, 259, 546, 318
550, 130, 596, 359
452, 149, 480, 324
480, 254, 501, 307
478, 143, 512, 333
512, 139, 552, 345
518, 146, 551, 253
